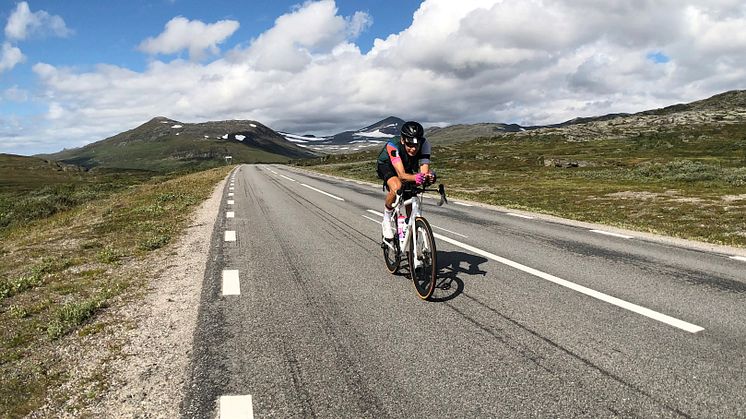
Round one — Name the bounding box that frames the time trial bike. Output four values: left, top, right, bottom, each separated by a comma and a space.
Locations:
381, 182, 447, 300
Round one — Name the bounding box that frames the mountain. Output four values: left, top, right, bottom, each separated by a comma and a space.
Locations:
41, 117, 318, 172
281, 116, 405, 153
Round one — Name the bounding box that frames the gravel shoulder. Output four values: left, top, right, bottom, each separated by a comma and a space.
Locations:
82, 174, 225, 417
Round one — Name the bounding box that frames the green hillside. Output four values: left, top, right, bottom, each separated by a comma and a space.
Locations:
42, 117, 317, 172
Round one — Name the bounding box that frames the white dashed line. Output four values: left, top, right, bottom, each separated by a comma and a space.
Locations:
222, 270, 240, 296
454, 202, 473, 207
219, 395, 254, 419
226, 211, 234, 218
431, 224, 468, 238
229, 187, 234, 191
590, 229, 633, 239
362, 215, 379, 224
366, 209, 466, 238
730, 256, 746, 262
225, 231, 236, 242
280, 175, 296, 182
301, 183, 344, 201
507, 213, 535, 219
228, 192, 234, 197
227, 200, 235, 205
269, 169, 278, 175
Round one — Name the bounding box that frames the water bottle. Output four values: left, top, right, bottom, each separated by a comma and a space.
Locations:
397, 215, 406, 242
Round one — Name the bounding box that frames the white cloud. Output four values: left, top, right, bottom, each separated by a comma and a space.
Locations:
5, 0, 746, 155
238, 0, 370, 72
4, 1, 72, 40
138, 16, 239, 61
3, 85, 29, 102
0, 42, 25, 72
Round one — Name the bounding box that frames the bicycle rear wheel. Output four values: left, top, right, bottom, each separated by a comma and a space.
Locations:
383, 237, 400, 273
408, 217, 437, 300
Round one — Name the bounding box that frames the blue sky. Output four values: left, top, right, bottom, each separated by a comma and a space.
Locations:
2, 0, 746, 155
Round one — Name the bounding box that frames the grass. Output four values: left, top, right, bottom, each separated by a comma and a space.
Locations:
0, 163, 232, 417
296, 124, 746, 247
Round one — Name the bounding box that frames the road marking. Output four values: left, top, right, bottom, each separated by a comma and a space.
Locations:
730, 256, 746, 262
431, 224, 468, 238
280, 174, 296, 182
590, 229, 633, 239
454, 202, 473, 207
269, 169, 278, 175
362, 215, 380, 224
433, 233, 703, 334
222, 270, 240, 296
227, 211, 234, 218
227, 200, 235, 205
225, 231, 236, 242
219, 395, 253, 419
360, 214, 703, 333
508, 213, 535, 219
366, 210, 466, 238
228, 192, 234, 197
229, 187, 234, 191
301, 183, 344, 201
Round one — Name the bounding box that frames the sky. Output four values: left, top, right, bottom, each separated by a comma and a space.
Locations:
1, 0, 745, 156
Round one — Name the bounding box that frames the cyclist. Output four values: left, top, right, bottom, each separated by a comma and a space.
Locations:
377, 120, 435, 239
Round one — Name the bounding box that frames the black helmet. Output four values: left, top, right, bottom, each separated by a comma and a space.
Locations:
400, 121, 424, 145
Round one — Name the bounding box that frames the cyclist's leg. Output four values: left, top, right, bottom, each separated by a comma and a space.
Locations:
385, 176, 401, 209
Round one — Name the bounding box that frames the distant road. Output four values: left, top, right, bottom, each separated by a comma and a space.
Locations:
183, 164, 746, 418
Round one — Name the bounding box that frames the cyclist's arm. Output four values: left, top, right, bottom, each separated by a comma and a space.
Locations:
392, 159, 420, 183
386, 142, 420, 183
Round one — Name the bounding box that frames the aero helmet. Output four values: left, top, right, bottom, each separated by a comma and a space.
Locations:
400, 121, 424, 145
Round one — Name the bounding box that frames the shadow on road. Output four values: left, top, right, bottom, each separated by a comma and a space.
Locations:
430, 251, 488, 302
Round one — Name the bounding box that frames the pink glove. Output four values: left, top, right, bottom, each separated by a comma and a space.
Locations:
415, 172, 426, 185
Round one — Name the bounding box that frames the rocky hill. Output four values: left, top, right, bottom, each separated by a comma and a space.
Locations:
422, 90, 746, 145
519, 90, 746, 142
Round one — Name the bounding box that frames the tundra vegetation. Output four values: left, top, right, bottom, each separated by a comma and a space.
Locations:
297, 123, 746, 247
0, 158, 231, 416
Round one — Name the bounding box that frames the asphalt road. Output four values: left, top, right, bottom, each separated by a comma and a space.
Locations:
182, 164, 746, 418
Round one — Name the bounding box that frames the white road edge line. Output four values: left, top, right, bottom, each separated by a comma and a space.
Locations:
590, 229, 633, 239
280, 174, 296, 182
301, 183, 345, 201
219, 394, 254, 419
454, 202, 473, 207
730, 256, 746, 262
360, 214, 703, 333
434, 233, 703, 334
222, 270, 240, 296
226, 211, 234, 218
507, 213, 535, 219
225, 231, 236, 242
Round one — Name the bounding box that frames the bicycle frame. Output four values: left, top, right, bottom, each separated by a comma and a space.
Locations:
383, 182, 446, 269
396, 192, 423, 269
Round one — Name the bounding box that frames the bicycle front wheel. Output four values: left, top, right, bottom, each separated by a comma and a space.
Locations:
408, 217, 437, 300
